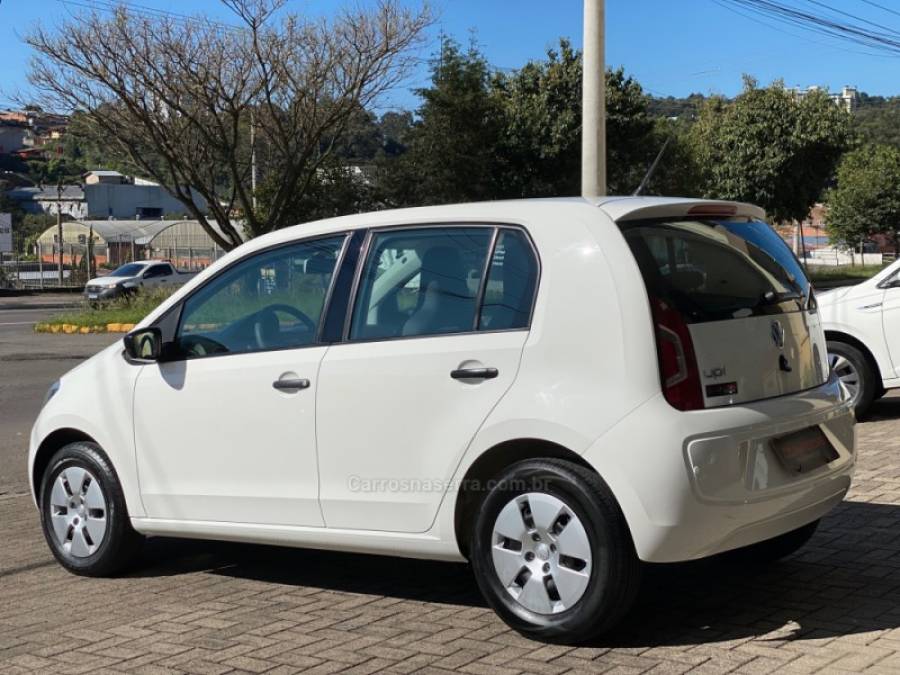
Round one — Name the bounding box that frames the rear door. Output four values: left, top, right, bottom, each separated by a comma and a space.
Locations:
142, 263, 174, 288
622, 218, 829, 407
315, 225, 539, 533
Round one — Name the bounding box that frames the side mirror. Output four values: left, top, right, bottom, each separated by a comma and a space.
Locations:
123, 327, 162, 362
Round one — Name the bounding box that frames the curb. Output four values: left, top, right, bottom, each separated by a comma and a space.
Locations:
34, 322, 136, 334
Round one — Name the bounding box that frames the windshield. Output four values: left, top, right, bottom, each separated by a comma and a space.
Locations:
108, 263, 146, 277
622, 218, 811, 324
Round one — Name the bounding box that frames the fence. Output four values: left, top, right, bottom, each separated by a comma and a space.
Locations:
804, 248, 885, 267
0, 242, 223, 290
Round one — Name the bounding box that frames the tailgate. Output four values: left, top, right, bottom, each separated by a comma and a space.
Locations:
622, 216, 828, 408
690, 310, 828, 406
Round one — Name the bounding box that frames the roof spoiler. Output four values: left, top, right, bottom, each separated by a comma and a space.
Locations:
599, 198, 766, 224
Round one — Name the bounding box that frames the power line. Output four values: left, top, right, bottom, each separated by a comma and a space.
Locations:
53, 0, 244, 35
711, 0, 892, 58
717, 0, 900, 55
801, 0, 900, 39
858, 0, 900, 22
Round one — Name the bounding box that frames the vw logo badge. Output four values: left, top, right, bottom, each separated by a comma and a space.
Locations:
771, 320, 785, 348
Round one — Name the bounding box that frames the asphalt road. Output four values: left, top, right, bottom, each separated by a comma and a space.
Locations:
0, 295, 117, 493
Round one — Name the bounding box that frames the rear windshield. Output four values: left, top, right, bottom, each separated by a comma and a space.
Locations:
622, 218, 810, 324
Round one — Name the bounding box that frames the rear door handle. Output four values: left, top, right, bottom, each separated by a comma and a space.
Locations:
450, 367, 498, 380
272, 378, 310, 391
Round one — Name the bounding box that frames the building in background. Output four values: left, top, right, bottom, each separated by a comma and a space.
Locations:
0, 124, 27, 154
6, 184, 87, 219
6, 170, 208, 220
788, 85, 858, 113
0, 107, 69, 158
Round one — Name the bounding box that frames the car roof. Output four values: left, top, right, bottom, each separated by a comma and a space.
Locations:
241, 196, 766, 254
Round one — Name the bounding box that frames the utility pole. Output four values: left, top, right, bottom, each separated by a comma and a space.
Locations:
250, 108, 258, 211
582, 0, 606, 198
56, 181, 63, 285
88, 225, 95, 280
37, 240, 44, 290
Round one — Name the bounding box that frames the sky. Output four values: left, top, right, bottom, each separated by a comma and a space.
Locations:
1, 0, 899, 112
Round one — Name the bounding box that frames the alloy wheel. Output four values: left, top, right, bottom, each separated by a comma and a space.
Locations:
490, 492, 592, 615
829, 352, 861, 405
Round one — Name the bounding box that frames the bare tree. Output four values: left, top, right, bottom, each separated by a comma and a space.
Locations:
26, 0, 431, 250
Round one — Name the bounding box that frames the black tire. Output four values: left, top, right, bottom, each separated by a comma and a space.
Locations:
39, 441, 143, 576
827, 340, 876, 417
470, 458, 641, 644
728, 519, 819, 564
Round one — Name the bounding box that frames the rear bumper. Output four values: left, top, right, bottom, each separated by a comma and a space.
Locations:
583, 374, 855, 563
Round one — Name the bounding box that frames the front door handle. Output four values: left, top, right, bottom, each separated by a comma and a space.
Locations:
450, 367, 498, 380
272, 378, 310, 391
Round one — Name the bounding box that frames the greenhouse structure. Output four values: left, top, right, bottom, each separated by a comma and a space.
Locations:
36, 219, 243, 270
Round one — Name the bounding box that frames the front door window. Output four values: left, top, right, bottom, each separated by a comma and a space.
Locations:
176, 236, 345, 357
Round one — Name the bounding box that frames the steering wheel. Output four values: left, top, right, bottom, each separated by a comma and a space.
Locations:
253, 303, 317, 349
180, 334, 229, 357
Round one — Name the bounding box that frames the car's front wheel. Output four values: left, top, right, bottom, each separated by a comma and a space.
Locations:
470, 459, 641, 644
827, 340, 875, 416
39, 442, 143, 576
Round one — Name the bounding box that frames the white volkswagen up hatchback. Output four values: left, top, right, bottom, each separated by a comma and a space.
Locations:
30, 197, 855, 643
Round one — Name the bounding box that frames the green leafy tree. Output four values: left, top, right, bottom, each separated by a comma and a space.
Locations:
853, 95, 900, 149
382, 37, 669, 205
382, 36, 505, 206
379, 111, 414, 157
640, 117, 704, 197
493, 41, 663, 196
826, 145, 900, 254
692, 77, 851, 223
491, 39, 582, 197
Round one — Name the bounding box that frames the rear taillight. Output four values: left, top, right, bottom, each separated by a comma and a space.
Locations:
651, 297, 704, 411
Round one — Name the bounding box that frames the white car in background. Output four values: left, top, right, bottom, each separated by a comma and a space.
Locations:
818, 258, 900, 415
83, 261, 196, 301
31, 198, 854, 643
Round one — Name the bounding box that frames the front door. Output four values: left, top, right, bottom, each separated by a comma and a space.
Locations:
134, 235, 346, 526
316, 226, 539, 533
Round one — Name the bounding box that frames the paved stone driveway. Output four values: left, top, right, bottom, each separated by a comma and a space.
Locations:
2, 400, 900, 674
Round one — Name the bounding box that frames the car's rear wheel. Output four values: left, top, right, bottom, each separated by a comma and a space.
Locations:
39, 442, 143, 576
827, 340, 876, 416
470, 459, 641, 644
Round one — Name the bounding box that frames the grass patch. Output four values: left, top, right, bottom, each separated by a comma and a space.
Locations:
807, 264, 888, 283
48, 288, 176, 328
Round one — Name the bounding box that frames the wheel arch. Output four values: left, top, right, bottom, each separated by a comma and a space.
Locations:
453, 438, 595, 559
825, 330, 884, 388
32, 428, 98, 501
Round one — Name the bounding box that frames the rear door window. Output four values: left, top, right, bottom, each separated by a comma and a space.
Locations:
144, 264, 174, 278
478, 229, 538, 331
622, 219, 810, 324
350, 227, 492, 340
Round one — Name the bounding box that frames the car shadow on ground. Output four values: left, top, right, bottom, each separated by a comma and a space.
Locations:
130, 498, 900, 648
862, 392, 900, 421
